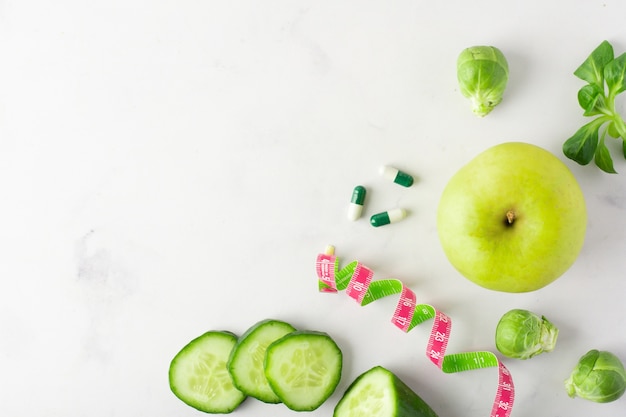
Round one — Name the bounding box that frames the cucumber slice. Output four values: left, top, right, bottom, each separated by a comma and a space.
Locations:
264, 330, 343, 411
334, 366, 439, 417
169, 331, 246, 414
227, 319, 297, 403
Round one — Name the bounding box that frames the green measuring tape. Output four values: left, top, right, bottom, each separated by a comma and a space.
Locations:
316, 245, 514, 417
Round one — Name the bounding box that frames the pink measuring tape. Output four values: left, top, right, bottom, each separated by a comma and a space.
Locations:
316, 246, 514, 417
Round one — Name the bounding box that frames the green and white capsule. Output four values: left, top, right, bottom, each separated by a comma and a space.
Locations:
380, 165, 414, 187
347, 185, 366, 221
370, 208, 407, 227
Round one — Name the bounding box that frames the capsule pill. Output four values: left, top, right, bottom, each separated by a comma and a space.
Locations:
347, 185, 367, 221
370, 208, 407, 227
380, 165, 414, 187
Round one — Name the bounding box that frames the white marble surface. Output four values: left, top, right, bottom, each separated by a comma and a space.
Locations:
2, 1, 626, 416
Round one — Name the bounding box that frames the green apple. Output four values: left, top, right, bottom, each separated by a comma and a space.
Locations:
437, 142, 587, 292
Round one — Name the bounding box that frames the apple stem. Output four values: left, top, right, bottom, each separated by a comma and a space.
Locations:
506, 210, 516, 225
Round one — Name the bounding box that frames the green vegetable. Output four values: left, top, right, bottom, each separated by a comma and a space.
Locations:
563, 40, 626, 173
495, 309, 558, 360
169, 331, 247, 414
565, 349, 626, 403
170, 323, 343, 413
264, 330, 343, 411
457, 45, 509, 117
227, 319, 297, 403
334, 366, 439, 417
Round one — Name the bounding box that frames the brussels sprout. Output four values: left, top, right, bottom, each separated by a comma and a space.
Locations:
565, 349, 626, 403
495, 309, 558, 360
457, 45, 509, 117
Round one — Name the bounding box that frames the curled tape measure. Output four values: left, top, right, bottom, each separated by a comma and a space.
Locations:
316, 245, 514, 417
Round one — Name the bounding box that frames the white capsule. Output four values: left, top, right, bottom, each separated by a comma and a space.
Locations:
347, 185, 366, 221
370, 208, 407, 227
379, 165, 414, 187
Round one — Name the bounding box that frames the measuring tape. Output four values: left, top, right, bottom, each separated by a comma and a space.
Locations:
316, 245, 514, 417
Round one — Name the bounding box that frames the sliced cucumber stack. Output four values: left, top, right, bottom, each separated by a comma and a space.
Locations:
227, 319, 297, 403
169, 320, 344, 413
168, 331, 246, 414
334, 366, 439, 417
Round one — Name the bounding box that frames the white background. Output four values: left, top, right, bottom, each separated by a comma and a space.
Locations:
2, 1, 626, 416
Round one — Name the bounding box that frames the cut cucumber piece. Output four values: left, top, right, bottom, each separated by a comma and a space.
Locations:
169, 331, 246, 414
227, 319, 297, 403
264, 330, 343, 411
334, 366, 439, 417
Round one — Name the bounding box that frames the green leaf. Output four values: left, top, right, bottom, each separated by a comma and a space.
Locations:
563, 119, 602, 165
623, 139, 626, 159
574, 40, 614, 88
578, 84, 605, 115
594, 137, 617, 173
604, 52, 626, 96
